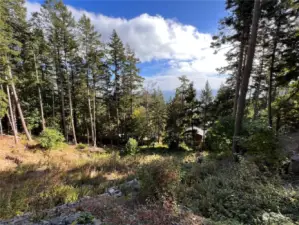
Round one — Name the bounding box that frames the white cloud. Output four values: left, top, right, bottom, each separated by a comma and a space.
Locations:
145, 72, 226, 92
25, 1, 227, 91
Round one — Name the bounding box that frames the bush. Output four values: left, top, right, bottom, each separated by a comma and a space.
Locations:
76, 143, 88, 150
137, 158, 181, 201
39, 128, 65, 149
205, 116, 234, 153
38, 185, 79, 206
125, 138, 139, 155
179, 159, 298, 224
240, 120, 285, 170
76, 212, 94, 224
206, 117, 285, 170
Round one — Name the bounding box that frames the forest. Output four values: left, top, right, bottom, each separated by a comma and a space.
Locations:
0, 0, 299, 224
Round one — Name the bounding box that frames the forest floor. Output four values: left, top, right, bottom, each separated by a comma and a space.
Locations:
0, 135, 299, 225
0, 135, 203, 225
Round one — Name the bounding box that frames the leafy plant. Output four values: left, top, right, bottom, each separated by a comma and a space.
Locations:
205, 116, 235, 153
240, 120, 285, 170
76, 212, 94, 224
137, 158, 181, 201
125, 138, 139, 155
39, 128, 65, 149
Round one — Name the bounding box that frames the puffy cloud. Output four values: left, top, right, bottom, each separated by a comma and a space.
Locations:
25, 1, 227, 91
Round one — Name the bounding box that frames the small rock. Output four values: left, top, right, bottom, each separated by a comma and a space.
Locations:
94, 219, 102, 225
124, 179, 140, 191
107, 187, 122, 197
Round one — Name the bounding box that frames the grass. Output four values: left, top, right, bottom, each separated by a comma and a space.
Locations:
0, 137, 189, 220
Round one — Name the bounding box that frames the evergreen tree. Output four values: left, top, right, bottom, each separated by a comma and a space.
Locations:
0, 0, 32, 142
122, 45, 143, 117
199, 81, 213, 143
108, 30, 126, 140
232, 0, 263, 154
78, 14, 103, 147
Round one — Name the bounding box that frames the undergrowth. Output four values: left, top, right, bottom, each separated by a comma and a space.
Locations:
179, 158, 299, 224
1, 139, 299, 225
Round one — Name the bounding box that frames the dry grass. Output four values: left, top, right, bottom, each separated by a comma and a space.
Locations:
0, 136, 131, 219
0, 135, 194, 220
0, 135, 95, 171
78, 195, 205, 225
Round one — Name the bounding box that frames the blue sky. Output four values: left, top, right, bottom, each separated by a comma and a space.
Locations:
62, 1, 226, 32
26, 0, 229, 95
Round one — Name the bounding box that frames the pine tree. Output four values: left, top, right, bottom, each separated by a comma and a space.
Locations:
122, 45, 144, 117
108, 30, 126, 140
78, 14, 103, 147
0, 0, 32, 142
232, 0, 263, 154
150, 88, 166, 143
41, 0, 78, 144
212, 0, 255, 119
199, 81, 213, 143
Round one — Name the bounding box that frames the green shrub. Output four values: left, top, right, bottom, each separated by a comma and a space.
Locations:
205, 116, 234, 153
76, 143, 88, 150
137, 158, 181, 201
39, 128, 65, 149
125, 138, 139, 155
240, 120, 285, 170
180, 159, 298, 224
39, 185, 79, 206
76, 212, 94, 224
206, 117, 285, 170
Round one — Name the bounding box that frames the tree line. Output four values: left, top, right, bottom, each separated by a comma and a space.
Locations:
0, 0, 166, 146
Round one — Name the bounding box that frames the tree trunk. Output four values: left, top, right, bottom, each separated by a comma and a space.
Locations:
0, 85, 4, 135
0, 118, 2, 135
56, 48, 68, 141
71, 68, 78, 133
87, 125, 90, 146
233, 29, 247, 118
62, 33, 77, 144
3, 84, 13, 133
253, 42, 265, 120
232, 0, 262, 154
67, 75, 77, 145
130, 74, 133, 116
202, 107, 206, 145
268, 19, 281, 128
6, 83, 18, 143
52, 88, 55, 119
64, 62, 77, 144
92, 79, 97, 147
86, 70, 95, 147
114, 59, 120, 144
7, 63, 32, 141
33, 53, 46, 131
